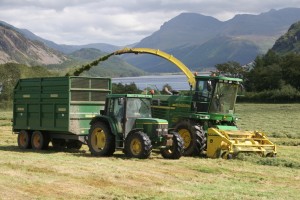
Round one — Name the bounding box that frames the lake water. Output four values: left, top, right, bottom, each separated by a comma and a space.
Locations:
112, 75, 190, 90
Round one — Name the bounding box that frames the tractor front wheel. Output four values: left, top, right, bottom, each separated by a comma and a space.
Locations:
125, 131, 152, 159
88, 122, 115, 156
161, 132, 184, 159
175, 121, 206, 156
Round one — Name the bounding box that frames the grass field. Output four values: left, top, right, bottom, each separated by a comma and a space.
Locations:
0, 104, 300, 200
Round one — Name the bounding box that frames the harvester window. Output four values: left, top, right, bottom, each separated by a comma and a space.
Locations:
210, 82, 237, 114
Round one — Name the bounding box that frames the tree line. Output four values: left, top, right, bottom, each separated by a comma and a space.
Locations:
216, 51, 300, 102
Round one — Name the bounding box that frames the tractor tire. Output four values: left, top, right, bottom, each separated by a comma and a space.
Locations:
124, 131, 152, 159
88, 122, 115, 157
66, 140, 83, 150
175, 121, 206, 156
161, 131, 184, 159
17, 130, 31, 149
31, 131, 49, 150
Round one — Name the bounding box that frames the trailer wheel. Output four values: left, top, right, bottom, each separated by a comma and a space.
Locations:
175, 121, 206, 156
31, 131, 48, 150
125, 131, 152, 159
161, 132, 184, 159
17, 130, 31, 149
88, 122, 115, 156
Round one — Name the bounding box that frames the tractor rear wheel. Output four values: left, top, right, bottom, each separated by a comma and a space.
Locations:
31, 131, 49, 150
161, 132, 184, 159
88, 122, 115, 156
17, 130, 31, 149
125, 131, 152, 159
175, 121, 206, 156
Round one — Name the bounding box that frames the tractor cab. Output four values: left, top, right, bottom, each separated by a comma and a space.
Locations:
102, 94, 171, 142
193, 76, 242, 115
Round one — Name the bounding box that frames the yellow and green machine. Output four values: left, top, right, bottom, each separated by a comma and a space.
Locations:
88, 94, 184, 159
109, 48, 277, 158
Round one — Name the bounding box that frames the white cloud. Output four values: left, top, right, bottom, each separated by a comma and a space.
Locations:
0, 0, 299, 45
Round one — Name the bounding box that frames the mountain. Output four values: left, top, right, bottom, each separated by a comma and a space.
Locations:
0, 22, 67, 65
125, 8, 300, 73
0, 21, 144, 77
272, 21, 300, 54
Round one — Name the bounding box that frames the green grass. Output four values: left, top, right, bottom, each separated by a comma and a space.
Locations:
1, 104, 300, 199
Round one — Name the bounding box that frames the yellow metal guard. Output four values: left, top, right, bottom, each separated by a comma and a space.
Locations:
207, 128, 277, 158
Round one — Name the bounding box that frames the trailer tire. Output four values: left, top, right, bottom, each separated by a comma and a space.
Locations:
31, 131, 48, 150
175, 121, 206, 156
17, 130, 31, 149
88, 122, 115, 156
161, 132, 184, 159
125, 131, 152, 159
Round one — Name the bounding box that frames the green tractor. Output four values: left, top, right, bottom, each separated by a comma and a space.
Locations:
87, 94, 184, 159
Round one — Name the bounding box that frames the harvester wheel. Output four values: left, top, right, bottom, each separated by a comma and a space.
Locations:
125, 131, 152, 159
88, 122, 115, 156
17, 130, 31, 149
175, 121, 206, 156
31, 131, 49, 150
161, 132, 184, 159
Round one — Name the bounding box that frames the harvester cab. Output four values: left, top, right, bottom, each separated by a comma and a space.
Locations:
88, 94, 184, 159
191, 76, 242, 125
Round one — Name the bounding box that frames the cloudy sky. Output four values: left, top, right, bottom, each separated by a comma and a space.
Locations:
0, 0, 299, 46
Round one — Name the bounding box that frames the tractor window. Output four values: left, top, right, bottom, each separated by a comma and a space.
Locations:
210, 82, 238, 114
126, 98, 151, 118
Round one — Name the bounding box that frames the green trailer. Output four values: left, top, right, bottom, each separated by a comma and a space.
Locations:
13, 76, 111, 150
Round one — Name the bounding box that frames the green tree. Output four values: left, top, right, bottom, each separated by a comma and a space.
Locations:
112, 82, 141, 94
215, 61, 247, 78
281, 53, 300, 90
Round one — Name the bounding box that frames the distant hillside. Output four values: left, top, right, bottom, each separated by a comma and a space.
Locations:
125, 8, 300, 72
0, 23, 67, 66
0, 22, 145, 77
272, 21, 300, 54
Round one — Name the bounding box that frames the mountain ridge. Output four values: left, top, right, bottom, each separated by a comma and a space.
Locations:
125, 7, 300, 72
